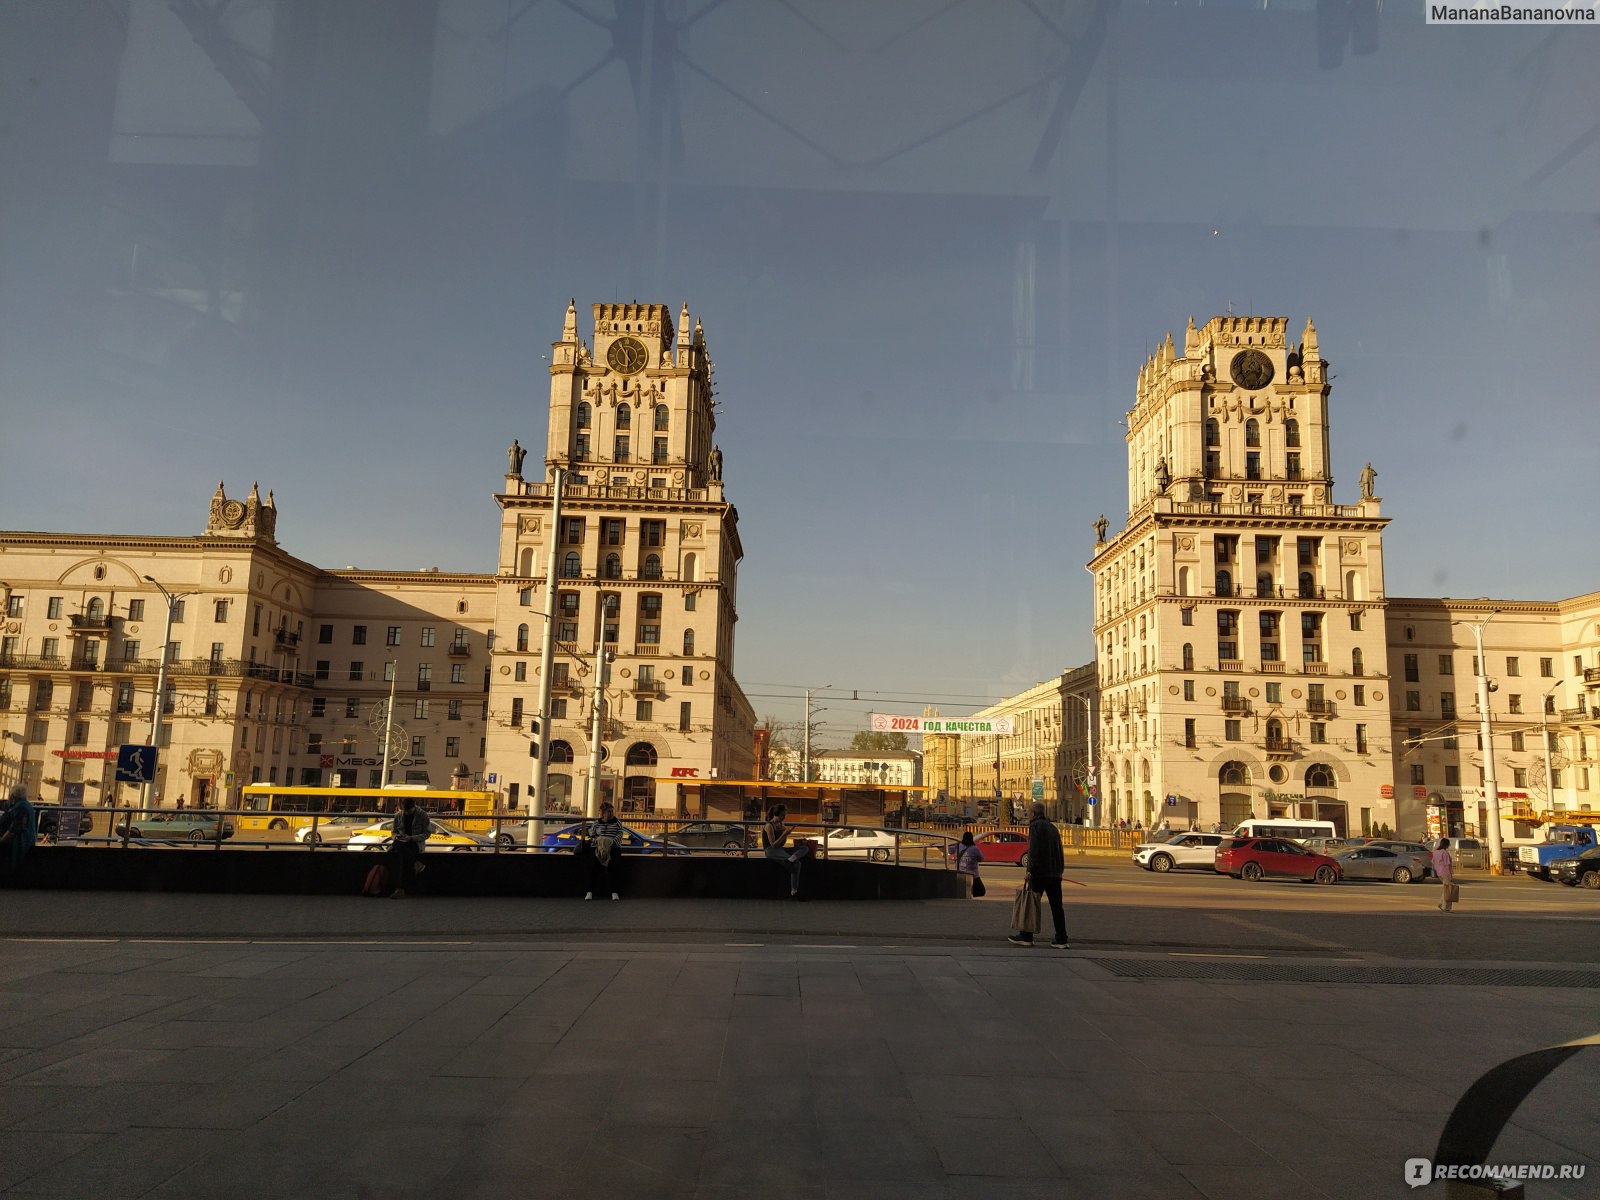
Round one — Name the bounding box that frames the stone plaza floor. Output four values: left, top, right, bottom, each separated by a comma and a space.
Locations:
0, 890, 1595, 1199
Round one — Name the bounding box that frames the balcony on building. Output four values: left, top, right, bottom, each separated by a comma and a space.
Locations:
1221, 696, 1250, 715
448, 641, 471, 657
1585, 667, 1600, 685
632, 680, 664, 697
1560, 706, 1594, 723
1264, 737, 1297, 758
1260, 661, 1286, 673
1218, 659, 1244, 673
1307, 699, 1336, 717
68, 612, 113, 634
273, 627, 300, 650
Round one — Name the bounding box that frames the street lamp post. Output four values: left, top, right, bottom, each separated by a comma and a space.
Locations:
530, 466, 564, 848
141, 576, 195, 811
1456, 611, 1505, 875
1068, 693, 1098, 826
802, 686, 829, 783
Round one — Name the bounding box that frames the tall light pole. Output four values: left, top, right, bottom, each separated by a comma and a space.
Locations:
584, 649, 612, 818
378, 661, 399, 787
1456, 610, 1505, 874
141, 576, 195, 810
1069, 692, 1098, 826
530, 466, 564, 848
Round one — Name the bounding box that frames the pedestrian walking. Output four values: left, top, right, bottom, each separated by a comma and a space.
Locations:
585, 800, 624, 900
1432, 838, 1457, 912
762, 803, 810, 898
1155, 818, 1171, 837
954, 830, 985, 898
386, 794, 431, 899
1008, 801, 1069, 949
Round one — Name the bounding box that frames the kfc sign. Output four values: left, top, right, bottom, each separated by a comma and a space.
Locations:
670, 767, 699, 778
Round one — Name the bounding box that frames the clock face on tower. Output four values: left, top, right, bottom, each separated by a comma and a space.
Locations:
1229, 348, 1275, 390
606, 336, 648, 375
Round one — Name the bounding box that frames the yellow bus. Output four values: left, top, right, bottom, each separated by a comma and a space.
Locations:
238, 784, 498, 832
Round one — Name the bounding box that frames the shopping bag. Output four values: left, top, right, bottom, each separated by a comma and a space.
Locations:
971, 876, 987, 898
1010, 883, 1040, 933
1445, 882, 1460, 904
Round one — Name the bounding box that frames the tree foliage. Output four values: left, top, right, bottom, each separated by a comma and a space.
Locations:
849, 730, 909, 753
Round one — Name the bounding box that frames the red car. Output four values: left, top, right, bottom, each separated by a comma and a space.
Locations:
948, 830, 1031, 867
1214, 836, 1342, 884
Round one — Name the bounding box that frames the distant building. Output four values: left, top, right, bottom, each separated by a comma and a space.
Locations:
812, 749, 920, 788
0, 301, 755, 815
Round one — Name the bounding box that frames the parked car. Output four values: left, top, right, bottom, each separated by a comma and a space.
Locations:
1332, 845, 1430, 883
346, 818, 496, 852
296, 816, 382, 846
538, 822, 688, 855
1214, 837, 1342, 884
1133, 831, 1227, 873
948, 830, 1031, 867
819, 827, 902, 861
1450, 837, 1488, 870
114, 811, 235, 842
1303, 836, 1369, 858
1365, 840, 1438, 874
670, 821, 759, 853
1516, 825, 1598, 881
1553, 847, 1600, 889
33, 804, 95, 841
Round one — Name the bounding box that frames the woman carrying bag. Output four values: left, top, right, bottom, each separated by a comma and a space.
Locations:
954, 830, 986, 898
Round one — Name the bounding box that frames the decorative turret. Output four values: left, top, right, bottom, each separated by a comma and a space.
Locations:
1184, 315, 1200, 355
203, 480, 277, 542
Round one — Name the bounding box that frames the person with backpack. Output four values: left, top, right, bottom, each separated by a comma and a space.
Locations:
387, 795, 432, 899
584, 800, 625, 900
1, 786, 38, 874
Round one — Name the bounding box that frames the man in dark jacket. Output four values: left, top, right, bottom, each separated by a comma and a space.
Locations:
1009, 801, 1069, 949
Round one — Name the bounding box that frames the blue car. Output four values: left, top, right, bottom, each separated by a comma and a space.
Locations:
539, 822, 688, 855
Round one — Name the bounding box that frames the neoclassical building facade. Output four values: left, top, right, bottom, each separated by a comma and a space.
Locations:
0, 301, 754, 815
1087, 316, 1397, 835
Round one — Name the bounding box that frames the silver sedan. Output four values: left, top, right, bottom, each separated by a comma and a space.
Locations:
1333, 845, 1430, 883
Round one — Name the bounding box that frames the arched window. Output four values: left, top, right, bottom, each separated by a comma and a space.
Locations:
1351, 647, 1364, 675
604, 553, 622, 580
654, 404, 669, 431
682, 629, 695, 656
1215, 569, 1232, 596
1245, 418, 1260, 447
1205, 418, 1220, 447
576, 402, 591, 429
87, 597, 105, 620
1181, 643, 1194, 670
683, 552, 697, 582
549, 740, 574, 763
1177, 565, 1191, 597
1219, 761, 1249, 787
1266, 718, 1284, 748
1298, 571, 1315, 599
616, 403, 631, 428
562, 552, 581, 578
643, 554, 662, 580
1345, 570, 1365, 601
518, 548, 535, 576
1284, 418, 1300, 447
516, 623, 529, 652
1305, 764, 1336, 789
625, 742, 658, 766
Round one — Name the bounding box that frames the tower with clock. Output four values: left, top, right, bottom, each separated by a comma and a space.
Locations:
1086, 315, 1395, 839
489, 300, 753, 818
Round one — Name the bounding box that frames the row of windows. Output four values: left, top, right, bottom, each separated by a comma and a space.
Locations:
572, 434, 670, 463
560, 518, 669, 546
316, 624, 470, 649
1402, 653, 1557, 681
1206, 418, 1300, 448
1403, 689, 1552, 716
311, 661, 473, 685
575, 402, 669, 431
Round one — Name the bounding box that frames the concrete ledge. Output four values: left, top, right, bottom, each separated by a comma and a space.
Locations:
2, 846, 966, 901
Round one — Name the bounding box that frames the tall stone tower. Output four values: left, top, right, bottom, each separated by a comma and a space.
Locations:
1088, 316, 1396, 835
488, 301, 752, 815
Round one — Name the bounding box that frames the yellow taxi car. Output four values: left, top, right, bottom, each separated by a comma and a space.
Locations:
344, 818, 497, 852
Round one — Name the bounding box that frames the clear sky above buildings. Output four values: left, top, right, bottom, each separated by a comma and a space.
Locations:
2, 1, 1597, 743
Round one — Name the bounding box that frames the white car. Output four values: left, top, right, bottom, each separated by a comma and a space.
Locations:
819, 827, 902, 862
1133, 831, 1228, 873
345, 818, 496, 852
295, 816, 384, 847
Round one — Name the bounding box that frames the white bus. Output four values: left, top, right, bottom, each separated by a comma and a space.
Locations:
1230, 819, 1338, 843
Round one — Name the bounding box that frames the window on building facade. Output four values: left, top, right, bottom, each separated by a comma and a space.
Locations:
679, 701, 692, 731
1405, 691, 1421, 711
1508, 694, 1522, 714
514, 661, 526, 681
1540, 657, 1554, 678
319, 624, 333, 643
576, 402, 591, 428
1411, 763, 1425, 786
1404, 653, 1419, 682
1224, 719, 1241, 741
214, 599, 229, 622
1513, 767, 1528, 788
636, 699, 653, 721
345, 697, 360, 718
47, 597, 63, 619
448, 699, 462, 720
420, 627, 435, 648
1506, 656, 1520, 677
1440, 691, 1455, 718
352, 624, 367, 644
1510, 731, 1524, 752
349, 661, 364, 681
511, 698, 523, 727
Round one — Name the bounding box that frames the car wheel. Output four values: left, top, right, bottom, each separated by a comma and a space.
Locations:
1392, 866, 1413, 884
269, 819, 288, 831
722, 840, 745, 855
126, 827, 143, 839
305, 831, 322, 846
188, 830, 205, 842
1240, 861, 1265, 882
869, 847, 890, 862
495, 834, 514, 849
1313, 865, 1337, 885
1019, 852, 1029, 871
1150, 853, 1174, 873
1582, 871, 1600, 890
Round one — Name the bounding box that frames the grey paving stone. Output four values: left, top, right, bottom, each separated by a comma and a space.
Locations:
928, 1115, 1062, 1177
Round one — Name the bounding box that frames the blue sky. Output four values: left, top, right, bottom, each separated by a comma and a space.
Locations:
2, 1, 1597, 744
